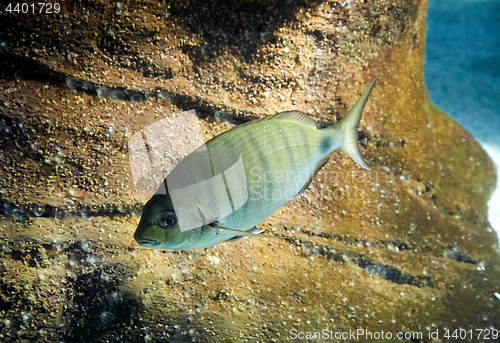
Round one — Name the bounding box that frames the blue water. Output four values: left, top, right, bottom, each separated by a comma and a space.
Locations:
425, 0, 500, 238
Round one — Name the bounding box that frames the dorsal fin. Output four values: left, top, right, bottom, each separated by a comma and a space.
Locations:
269, 111, 317, 126
204, 117, 261, 144
205, 111, 316, 145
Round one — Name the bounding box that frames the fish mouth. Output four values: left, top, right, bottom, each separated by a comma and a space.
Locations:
135, 238, 162, 247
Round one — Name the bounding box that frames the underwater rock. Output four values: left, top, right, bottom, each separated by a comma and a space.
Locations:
0, 0, 498, 342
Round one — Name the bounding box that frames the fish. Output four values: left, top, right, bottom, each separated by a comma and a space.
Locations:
134, 78, 377, 250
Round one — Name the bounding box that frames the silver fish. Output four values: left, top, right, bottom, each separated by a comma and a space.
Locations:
134, 78, 377, 249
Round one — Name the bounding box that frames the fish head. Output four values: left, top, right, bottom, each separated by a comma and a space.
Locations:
134, 193, 184, 249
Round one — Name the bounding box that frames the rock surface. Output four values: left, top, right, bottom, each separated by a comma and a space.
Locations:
0, 0, 498, 342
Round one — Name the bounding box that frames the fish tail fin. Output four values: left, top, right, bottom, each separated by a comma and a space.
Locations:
334, 78, 377, 170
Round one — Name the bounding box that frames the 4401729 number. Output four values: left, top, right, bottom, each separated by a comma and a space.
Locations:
444, 328, 498, 340
6, 3, 60, 14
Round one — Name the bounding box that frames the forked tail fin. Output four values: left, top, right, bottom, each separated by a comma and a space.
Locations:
335, 78, 377, 170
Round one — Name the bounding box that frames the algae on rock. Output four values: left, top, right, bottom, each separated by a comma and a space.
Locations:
0, 0, 498, 341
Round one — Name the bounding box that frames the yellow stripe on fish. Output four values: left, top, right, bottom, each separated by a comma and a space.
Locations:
134, 78, 377, 250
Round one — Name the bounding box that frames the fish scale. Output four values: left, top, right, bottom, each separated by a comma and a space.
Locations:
134, 78, 377, 250
206, 115, 328, 231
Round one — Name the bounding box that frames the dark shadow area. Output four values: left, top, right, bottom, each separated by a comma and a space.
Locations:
62, 264, 140, 342
0, 241, 143, 341
166, 0, 324, 63
0, 0, 162, 70
169, 0, 423, 64
0, 0, 330, 88
0, 197, 142, 220
358, 260, 434, 287
285, 235, 435, 287
0, 237, 251, 342
444, 245, 477, 264
0, 50, 258, 123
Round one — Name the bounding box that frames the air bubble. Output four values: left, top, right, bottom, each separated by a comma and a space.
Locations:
100, 311, 115, 325
97, 87, 106, 99
80, 241, 90, 253
33, 207, 45, 217
12, 208, 26, 221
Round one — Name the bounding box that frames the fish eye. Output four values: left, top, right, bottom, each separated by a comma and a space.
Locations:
159, 212, 177, 227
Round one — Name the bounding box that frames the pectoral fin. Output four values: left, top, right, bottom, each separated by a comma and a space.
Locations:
214, 225, 279, 240
224, 228, 265, 242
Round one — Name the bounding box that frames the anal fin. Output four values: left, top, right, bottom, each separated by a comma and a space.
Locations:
292, 155, 330, 200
